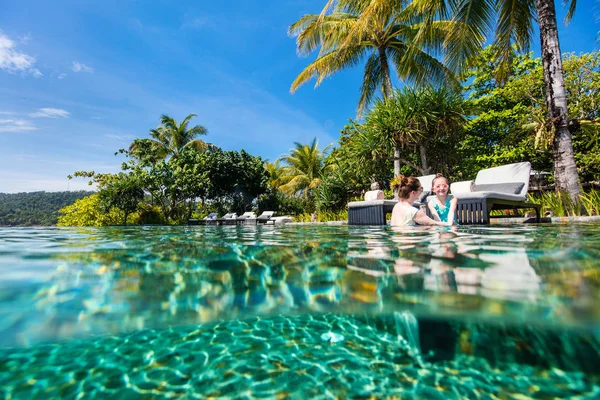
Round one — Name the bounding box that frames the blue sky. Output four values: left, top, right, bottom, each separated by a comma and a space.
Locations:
0, 0, 598, 192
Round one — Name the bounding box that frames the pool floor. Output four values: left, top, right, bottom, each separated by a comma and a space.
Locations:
1, 313, 599, 399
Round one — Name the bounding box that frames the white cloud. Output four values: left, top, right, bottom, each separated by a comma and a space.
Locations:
0, 118, 37, 132
30, 107, 70, 118
19, 33, 32, 44
0, 32, 42, 77
105, 133, 133, 141
72, 61, 94, 73
57, 73, 67, 80
181, 16, 212, 30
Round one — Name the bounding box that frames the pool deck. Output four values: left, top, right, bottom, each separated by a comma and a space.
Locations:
290, 216, 600, 225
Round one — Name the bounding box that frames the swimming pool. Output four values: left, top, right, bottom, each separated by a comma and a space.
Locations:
1, 224, 599, 398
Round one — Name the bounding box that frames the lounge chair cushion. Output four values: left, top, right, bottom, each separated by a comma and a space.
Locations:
474, 162, 531, 196
417, 174, 436, 192
473, 182, 525, 195
348, 200, 398, 208
453, 191, 527, 202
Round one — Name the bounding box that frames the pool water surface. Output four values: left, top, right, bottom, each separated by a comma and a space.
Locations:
1, 224, 599, 398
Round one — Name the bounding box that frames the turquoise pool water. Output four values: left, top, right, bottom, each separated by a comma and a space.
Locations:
1, 224, 599, 398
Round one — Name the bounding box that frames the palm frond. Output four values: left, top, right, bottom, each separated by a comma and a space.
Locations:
494, 0, 536, 82
290, 45, 367, 93
563, 0, 577, 24
443, 0, 494, 74
357, 53, 385, 115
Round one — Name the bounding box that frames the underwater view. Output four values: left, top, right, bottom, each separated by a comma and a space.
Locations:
1, 224, 600, 399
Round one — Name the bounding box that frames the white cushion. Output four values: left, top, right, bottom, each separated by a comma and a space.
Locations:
450, 180, 475, 194
417, 174, 436, 192
364, 190, 384, 201
475, 162, 531, 196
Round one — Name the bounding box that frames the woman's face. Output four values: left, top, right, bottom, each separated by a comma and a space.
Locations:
410, 185, 423, 202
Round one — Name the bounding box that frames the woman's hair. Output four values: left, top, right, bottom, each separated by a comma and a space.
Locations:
432, 173, 450, 188
396, 175, 422, 199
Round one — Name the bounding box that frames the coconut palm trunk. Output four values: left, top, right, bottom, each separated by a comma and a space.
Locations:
536, 0, 581, 202
378, 48, 403, 177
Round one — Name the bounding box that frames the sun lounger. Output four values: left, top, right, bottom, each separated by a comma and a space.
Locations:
200, 212, 218, 226
219, 213, 238, 225
237, 211, 257, 225
451, 162, 541, 224
266, 216, 293, 225
256, 211, 275, 224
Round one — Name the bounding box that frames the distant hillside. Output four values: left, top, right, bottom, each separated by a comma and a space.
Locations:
0, 191, 95, 226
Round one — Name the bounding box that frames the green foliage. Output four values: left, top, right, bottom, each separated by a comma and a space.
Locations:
278, 138, 333, 199
459, 48, 600, 183
314, 172, 349, 212
57, 194, 135, 226
527, 190, 600, 217
0, 191, 93, 226
98, 173, 145, 224
128, 113, 209, 164
363, 86, 468, 175
293, 209, 348, 222
256, 190, 306, 215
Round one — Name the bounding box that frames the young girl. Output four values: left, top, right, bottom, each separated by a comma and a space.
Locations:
427, 173, 458, 225
391, 175, 452, 227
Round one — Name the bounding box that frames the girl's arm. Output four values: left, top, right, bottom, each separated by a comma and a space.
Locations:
447, 197, 458, 225
427, 200, 441, 221
414, 209, 451, 226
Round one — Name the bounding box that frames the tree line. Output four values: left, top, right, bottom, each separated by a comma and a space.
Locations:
0, 191, 93, 226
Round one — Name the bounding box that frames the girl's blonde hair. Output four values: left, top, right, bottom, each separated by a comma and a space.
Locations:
432, 173, 450, 188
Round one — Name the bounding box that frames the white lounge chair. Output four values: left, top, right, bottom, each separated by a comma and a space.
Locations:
236, 211, 257, 225
267, 216, 293, 225
450, 162, 541, 224
219, 213, 238, 225
256, 211, 275, 224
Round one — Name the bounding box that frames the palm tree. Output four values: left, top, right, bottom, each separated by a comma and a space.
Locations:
278, 138, 334, 198
350, 0, 582, 201
130, 113, 209, 163
264, 160, 289, 189
289, 0, 459, 176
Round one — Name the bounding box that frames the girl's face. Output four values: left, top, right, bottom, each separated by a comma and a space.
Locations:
433, 178, 449, 196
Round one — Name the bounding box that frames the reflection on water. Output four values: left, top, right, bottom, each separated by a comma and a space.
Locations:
1, 224, 599, 346
1, 224, 600, 398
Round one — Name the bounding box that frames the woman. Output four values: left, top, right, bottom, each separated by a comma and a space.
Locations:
391, 176, 452, 227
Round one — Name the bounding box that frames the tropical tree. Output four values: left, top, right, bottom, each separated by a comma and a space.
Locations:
264, 160, 289, 189
279, 138, 334, 198
356, 86, 468, 175
289, 0, 459, 175
129, 113, 209, 164
346, 0, 583, 200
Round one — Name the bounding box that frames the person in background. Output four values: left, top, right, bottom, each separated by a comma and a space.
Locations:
427, 173, 458, 225
364, 182, 385, 201
391, 176, 451, 227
